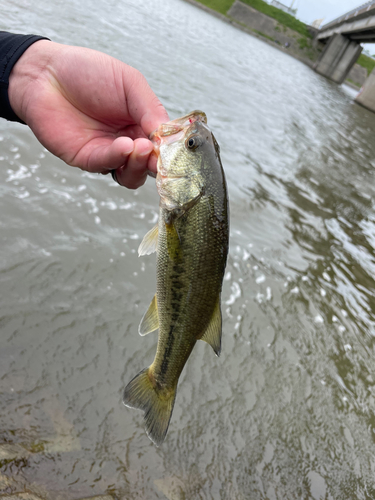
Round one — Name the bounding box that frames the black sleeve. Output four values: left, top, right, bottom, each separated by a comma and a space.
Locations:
0, 31, 50, 124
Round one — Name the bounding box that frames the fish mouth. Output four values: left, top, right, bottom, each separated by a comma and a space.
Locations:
150, 110, 207, 146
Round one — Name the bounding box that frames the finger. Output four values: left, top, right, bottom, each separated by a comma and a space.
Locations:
84, 136, 134, 173
114, 138, 154, 189
147, 151, 158, 175
120, 124, 147, 141
123, 67, 170, 137
118, 126, 158, 174
141, 103, 170, 138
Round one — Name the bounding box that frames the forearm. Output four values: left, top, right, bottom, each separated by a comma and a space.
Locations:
0, 31, 50, 123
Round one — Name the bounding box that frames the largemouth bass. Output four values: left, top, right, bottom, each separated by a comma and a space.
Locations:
123, 110, 229, 446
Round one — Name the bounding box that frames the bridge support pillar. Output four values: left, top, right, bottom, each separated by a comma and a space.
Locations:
355, 69, 375, 113
314, 34, 363, 84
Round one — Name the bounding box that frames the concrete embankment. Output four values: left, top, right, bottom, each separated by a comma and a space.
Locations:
183, 0, 367, 89
183, 0, 319, 67
356, 69, 375, 112
227, 0, 321, 65
346, 64, 367, 89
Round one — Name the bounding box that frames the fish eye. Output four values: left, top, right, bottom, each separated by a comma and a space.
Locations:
186, 135, 200, 150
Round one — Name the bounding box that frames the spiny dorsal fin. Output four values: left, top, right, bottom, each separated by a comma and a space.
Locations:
138, 224, 159, 256
139, 294, 159, 336
199, 297, 222, 357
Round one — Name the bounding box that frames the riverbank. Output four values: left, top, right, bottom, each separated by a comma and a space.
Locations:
182, 0, 373, 89
182, 0, 323, 66
183, 0, 320, 67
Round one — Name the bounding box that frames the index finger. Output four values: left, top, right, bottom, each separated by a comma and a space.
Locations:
122, 65, 170, 137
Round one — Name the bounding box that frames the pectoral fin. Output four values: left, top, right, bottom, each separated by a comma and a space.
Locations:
165, 219, 182, 261
138, 224, 159, 256
139, 294, 159, 336
199, 298, 222, 357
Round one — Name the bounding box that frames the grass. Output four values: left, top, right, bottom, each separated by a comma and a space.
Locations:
297, 36, 309, 50
346, 78, 361, 88
296, 36, 317, 61
240, 0, 312, 37
357, 54, 375, 76
194, 0, 234, 15
195, 0, 312, 38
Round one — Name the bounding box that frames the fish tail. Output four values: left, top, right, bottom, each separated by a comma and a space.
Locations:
123, 367, 176, 446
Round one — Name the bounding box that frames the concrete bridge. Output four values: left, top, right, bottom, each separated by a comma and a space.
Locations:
314, 1, 375, 112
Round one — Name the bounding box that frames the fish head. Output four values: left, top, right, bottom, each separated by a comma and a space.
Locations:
151, 111, 221, 211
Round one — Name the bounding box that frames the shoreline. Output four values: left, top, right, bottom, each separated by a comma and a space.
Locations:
181, 0, 365, 90
181, 0, 316, 69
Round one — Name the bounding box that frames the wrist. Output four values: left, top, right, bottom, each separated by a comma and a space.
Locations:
8, 40, 59, 123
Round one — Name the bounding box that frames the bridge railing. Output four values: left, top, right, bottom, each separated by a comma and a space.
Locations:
321, 0, 375, 30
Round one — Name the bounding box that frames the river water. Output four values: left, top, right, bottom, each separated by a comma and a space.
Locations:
1, 0, 375, 499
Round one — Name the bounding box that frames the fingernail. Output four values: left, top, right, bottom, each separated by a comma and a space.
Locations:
139, 148, 154, 157
123, 146, 134, 156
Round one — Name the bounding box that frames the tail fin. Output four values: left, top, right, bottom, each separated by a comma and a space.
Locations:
123, 368, 176, 446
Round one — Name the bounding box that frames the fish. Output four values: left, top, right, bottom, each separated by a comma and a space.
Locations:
123, 110, 229, 446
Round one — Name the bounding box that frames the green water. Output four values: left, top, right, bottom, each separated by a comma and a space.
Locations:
1, 0, 375, 498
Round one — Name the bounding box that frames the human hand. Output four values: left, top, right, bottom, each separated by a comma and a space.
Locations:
8, 40, 169, 188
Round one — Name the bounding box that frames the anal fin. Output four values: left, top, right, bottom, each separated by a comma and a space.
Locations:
139, 294, 159, 336
199, 297, 222, 357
